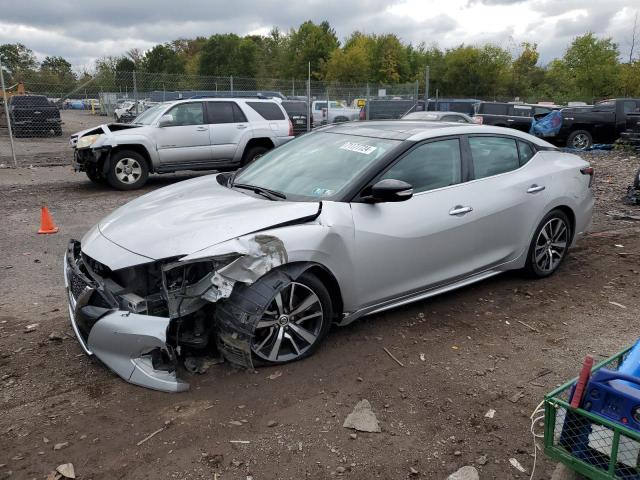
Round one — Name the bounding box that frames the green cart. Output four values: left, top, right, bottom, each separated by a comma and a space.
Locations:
544, 347, 640, 479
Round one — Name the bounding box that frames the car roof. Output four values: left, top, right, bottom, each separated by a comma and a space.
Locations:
321, 120, 555, 147
167, 97, 279, 105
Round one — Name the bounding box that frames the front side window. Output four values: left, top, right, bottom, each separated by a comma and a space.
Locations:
469, 136, 520, 179
233, 132, 399, 200
165, 102, 204, 126
381, 139, 462, 194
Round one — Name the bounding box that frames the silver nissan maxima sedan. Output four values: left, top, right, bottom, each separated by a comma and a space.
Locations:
64, 121, 594, 392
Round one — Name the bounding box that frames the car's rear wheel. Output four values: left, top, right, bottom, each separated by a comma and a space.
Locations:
241, 145, 269, 166
250, 272, 332, 365
106, 150, 149, 190
567, 130, 592, 150
525, 209, 571, 278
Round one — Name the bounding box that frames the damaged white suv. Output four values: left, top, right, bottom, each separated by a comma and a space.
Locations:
70, 98, 293, 190
64, 121, 594, 392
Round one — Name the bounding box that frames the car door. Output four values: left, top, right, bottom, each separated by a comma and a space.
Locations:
350, 137, 482, 307
206, 101, 249, 162
461, 135, 551, 269
509, 105, 533, 131
156, 102, 212, 167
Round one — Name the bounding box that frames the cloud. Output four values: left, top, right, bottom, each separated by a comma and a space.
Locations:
0, 0, 637, 70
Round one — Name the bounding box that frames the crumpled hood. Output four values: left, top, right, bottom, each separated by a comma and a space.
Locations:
98, 174, 320, 260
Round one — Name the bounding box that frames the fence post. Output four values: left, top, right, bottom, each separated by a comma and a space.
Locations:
326, 86, 330, 125
307, 62, 311, 132
230, 76, 234, 95
133, 71, 138, 115
0, 54, 17, 168
365, 83, 370, 120
424, 66, 430, 103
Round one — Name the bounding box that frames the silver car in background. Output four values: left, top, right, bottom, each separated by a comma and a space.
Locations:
64, 121, 594, 392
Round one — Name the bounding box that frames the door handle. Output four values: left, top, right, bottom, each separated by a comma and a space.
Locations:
507, 119, 514, 122
196, 126, 207, 131
236, 124, 248, 129
449, 205, 473, 216
527, 184, 546, 193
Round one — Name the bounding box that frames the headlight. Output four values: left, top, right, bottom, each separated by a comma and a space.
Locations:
76, 134, 102, 149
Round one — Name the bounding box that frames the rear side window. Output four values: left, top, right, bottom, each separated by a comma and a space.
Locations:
510, 105, 532, 117
381, 139, 462, 193
623, 101, 639, 113
207, 102, 246, 124
246, 102, 285, 120
517, 141, 536, 165
534, 107, 552, 116
469, 136, 520, 179
480, 103, 508, 115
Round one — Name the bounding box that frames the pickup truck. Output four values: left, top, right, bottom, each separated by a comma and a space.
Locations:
311, 100, 359, 127
6, 95, 62, 137
557, 98, 640, 149
474, 102, 556, 133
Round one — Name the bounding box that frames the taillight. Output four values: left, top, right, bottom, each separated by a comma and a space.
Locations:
475, 115, 483, 124
581, 166, 594, 187
288, 120, 293, 136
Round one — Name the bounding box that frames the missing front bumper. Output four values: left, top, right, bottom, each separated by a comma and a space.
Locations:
64, 242, 189, 393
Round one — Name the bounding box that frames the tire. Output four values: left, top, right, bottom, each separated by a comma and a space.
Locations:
54, 126, 62, 136
251, 271, 332, 365
634, 167, 640, 189
241, 145, 269, 166
85, 166, 106, 185
525, 209, 572, 278
106, 150, 149, 190
567, 130, 592, 150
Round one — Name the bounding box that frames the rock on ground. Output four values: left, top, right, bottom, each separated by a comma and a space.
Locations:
342, 399, 381, 433
447, 466, 479, 480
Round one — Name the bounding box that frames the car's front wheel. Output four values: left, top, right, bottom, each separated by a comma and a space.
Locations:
525, 209, 572, 278
106, 150, 149, 190
249, 271, 333, 365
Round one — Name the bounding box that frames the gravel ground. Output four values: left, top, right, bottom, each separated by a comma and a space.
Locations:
0, 151, 639, 480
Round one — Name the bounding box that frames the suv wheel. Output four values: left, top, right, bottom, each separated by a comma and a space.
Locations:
106, 150, 149, 190
567, 130, 592, 150
525, 209, 571, 278
241, 145, 269, 166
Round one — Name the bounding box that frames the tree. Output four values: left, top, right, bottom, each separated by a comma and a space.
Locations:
562, 33, 620, 101
509, 42, 543, 99
0, 43, 37, 82
286, 20, 339, 79
143, 44, 184, 74
324, 36, 371, 83
372, 34, 409, 84
39, 56, 76, 90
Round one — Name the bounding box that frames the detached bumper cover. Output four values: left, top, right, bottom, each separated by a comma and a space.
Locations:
63, 241, 188, 392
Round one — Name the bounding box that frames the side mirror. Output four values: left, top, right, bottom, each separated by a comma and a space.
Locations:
158, 114, 174, 127
368, 179, 413, 203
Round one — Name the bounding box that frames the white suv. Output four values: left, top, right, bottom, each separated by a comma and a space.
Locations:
70, 98, 294, 190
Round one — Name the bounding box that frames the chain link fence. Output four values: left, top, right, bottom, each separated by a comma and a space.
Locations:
0, 70, 423, 167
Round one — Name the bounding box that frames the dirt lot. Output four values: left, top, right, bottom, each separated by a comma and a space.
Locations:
1, 151, 639, 480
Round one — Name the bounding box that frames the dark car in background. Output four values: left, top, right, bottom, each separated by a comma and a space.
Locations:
474, 102, 555, 133
8, 95, 62, 137
281, 100, 311, 135
360, 99, 417, 120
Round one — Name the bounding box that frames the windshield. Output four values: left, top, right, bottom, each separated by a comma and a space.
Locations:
132, 104, 164, 125
403, 112, 440, 121
233, 132, 400, 200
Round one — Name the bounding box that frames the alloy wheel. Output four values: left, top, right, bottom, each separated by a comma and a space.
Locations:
533, 217, 569, 273
114, 157, 142, 185
572, 133, 589, 149
251, 282, 324, 362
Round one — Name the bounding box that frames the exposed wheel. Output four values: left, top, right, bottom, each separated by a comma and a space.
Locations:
567, 130, 592, 150
250, 272, 332, 365
106, 150, 149, 190
241, 145, 269, 166
85, 166, 106, 185
525, 209, 571, 278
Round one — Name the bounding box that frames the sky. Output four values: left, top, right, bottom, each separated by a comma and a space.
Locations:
0, 0, 637, 72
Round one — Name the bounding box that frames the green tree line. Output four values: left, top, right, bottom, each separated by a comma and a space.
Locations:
1, 20, 639, 104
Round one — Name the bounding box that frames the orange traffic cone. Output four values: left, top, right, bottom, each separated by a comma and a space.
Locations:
38, 206, 59, 234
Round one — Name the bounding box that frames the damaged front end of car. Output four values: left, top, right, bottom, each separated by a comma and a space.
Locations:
63, 234, 289, 393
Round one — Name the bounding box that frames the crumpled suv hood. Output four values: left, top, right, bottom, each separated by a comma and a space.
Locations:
97, 174, 320, 260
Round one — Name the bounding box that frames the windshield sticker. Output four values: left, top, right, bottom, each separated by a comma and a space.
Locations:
340, 142, 377, 155
312, 187, 335, 197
